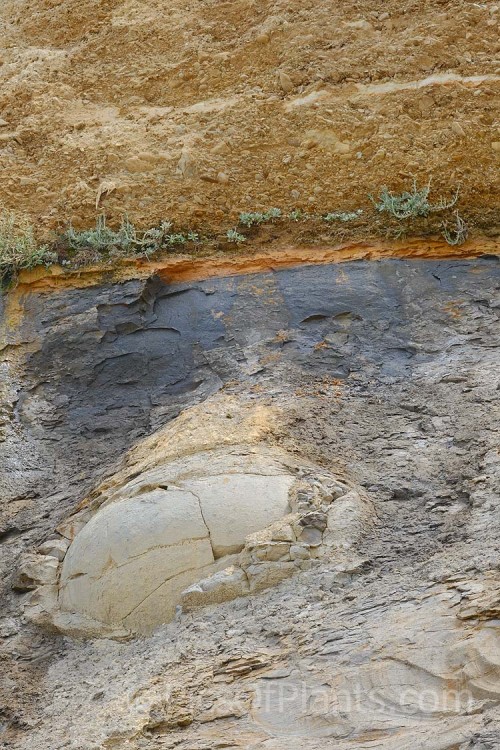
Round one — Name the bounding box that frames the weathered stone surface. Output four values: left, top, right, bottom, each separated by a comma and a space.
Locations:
27, 412, 358, 635
13, 554, 59, 590
1, 257, 500, 749
181, 566, 250, 611
183, 474, 293, 557
246, 561, 297, 593
37, 538, 70, 561
56, 450, 296, 632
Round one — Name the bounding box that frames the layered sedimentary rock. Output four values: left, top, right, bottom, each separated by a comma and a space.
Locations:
1, 255, 500, 749
19, 394, 371, 636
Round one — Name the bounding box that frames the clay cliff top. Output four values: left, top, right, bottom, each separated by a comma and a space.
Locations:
0, 0, 499, 235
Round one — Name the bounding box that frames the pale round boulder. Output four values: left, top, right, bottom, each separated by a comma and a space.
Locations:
58, 450, 294, 632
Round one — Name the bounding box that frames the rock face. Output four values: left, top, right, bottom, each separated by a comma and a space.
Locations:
57, 447, 295, 632
24, 403, 370, 636
1, 256, 500, 749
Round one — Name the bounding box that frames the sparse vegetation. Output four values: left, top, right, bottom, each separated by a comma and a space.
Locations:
288, 209, 306, 221
0, 181, 481, 289
323, 210, 363, 223
226, 229, 246, 244
62, 216, 176, 256
64, 214, 129, 252
371, 181, 459, 220
61, 217, 204, 260
441, 211, 469, 246
239, 208, 282, 227
164, 232, 188, 246
0, 210, 56, 285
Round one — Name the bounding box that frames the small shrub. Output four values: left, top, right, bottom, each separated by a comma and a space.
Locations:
288, 209, 307, 221
441, 211, 468, 246
371, 181, 459, 219
226, 229, 246, 244
63, 214, 123, 251
323, 209, 363, 223
137, 221, 174, 256
159, 229, 199, 247
239, 212, 263, 227
61, 216, 176, 257
165, 232, 187, 246
0, 210, 56, 285
239, 208, 282, 227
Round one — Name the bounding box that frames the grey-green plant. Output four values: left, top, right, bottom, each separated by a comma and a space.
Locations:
1, 190, 476, 286
0, 210, 56, 284
62, 216, 176, 257
63, 214, 124, 251
323, 209, 363, 223
288, 209, 306, 221
370, 181, 459, 219
239, 208, 282, 227
441, 211, 468, 246
226, 228, 246, 244
165, 232, 187, 246
138, 221, 174, 256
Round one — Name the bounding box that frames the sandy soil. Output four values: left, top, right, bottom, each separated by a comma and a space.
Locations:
0, 0, 499, 236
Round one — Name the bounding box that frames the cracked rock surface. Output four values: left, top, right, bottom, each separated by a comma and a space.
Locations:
57, 446, 295, 633
1, 257, 500, 749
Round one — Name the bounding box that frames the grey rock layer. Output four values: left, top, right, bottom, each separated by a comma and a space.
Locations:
1, 257, 500, 749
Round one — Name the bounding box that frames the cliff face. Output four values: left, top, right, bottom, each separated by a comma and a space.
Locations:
1, 255, 500, 748
0, 0, 499, 234
1, 0, 500, 745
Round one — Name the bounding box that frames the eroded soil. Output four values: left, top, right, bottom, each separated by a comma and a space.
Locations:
0, 0, 499, 236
